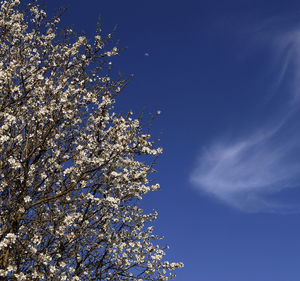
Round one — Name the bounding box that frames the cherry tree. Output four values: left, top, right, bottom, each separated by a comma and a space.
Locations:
0, 0, 183, 280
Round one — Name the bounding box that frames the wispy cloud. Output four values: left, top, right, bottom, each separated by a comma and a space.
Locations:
190, 25, 300, 213
274, 27, 300, 102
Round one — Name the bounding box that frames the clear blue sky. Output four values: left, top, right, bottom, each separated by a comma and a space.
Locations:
45, 0, 300, 280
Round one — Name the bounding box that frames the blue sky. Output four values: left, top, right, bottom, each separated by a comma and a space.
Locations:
44, 0, 300, 280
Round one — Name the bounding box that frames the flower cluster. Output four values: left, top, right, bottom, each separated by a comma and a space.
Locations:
0, 0, 183, 280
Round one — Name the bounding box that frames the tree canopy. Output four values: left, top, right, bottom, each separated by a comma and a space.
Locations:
0, 0, 183, 280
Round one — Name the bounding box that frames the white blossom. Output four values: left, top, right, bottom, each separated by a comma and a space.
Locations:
24, 196, 31, 203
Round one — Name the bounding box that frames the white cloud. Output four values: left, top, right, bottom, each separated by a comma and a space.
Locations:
274, 27, 300, 102
190, 128, 300, 213
190, 26, 300, 213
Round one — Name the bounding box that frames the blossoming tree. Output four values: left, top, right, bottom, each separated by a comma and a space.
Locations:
0, 0, 183, 280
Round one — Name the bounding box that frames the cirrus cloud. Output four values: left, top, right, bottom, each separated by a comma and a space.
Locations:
190, 25, 300, 213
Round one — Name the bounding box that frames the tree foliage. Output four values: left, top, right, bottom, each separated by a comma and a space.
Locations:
0, 0, 183, 280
